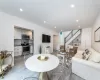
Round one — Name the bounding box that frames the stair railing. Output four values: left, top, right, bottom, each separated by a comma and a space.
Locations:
64, 29, 81, 50
65, 29, 81, 43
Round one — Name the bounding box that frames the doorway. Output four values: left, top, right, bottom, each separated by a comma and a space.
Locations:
14, 26, 34, 66
53, 35, 59, 51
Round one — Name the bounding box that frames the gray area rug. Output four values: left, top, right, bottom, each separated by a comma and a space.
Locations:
1, 54, 84, 80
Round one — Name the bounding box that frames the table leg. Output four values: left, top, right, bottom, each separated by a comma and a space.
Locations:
39, 72, 49, 80
39, 72, 43, 80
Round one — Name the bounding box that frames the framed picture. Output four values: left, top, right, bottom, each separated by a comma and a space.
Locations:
94, 27, 100, 42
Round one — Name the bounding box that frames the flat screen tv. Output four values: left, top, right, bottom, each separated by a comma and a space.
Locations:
42, 34, 51, 43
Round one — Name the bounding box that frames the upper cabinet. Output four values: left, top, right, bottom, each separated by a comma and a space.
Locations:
14, 27, 22, 39
14, 27, 33, 39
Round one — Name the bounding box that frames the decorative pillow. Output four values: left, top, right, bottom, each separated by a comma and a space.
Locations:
82, 52, 86, 59
82, 49, 91, 60
85, 52, 91, 60
89, 52, 100, 63
85, 49, 89, 54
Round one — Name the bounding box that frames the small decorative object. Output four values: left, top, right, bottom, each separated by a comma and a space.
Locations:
37, 55, 49, 61
60, 32, 62, 35
94, 27, 100, 42
41, 55, 45, 59
39, 45, 42, 54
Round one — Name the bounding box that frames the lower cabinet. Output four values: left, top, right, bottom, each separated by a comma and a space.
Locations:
14, 46, 22, 56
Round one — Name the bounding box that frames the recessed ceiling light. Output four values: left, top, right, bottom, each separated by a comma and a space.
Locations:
44, 21, 46, 23
76, 20, 79, 22
70, 4, 75, 8
20, 8, 23, 12
54, 26, 56, 28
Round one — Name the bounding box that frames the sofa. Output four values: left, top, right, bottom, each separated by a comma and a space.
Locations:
72, 48, 100, 80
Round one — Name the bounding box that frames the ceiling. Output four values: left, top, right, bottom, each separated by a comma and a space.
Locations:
0, 0, 100, 32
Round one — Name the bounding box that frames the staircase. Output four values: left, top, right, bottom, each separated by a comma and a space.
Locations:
64, 29, 82, 49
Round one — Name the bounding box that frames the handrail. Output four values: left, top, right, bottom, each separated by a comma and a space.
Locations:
71, 33, 81, 44
64, 30, 73, 39
65, 29, 81, 43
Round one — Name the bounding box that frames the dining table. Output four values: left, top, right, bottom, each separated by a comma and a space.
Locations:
25, 54, 59, 80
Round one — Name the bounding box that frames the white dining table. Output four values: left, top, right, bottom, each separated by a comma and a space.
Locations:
25, 54, 59, 80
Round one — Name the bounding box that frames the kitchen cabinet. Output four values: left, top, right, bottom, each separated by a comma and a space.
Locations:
14, 46, 22, 56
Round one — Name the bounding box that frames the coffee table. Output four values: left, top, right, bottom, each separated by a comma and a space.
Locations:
25, 54, 59, 80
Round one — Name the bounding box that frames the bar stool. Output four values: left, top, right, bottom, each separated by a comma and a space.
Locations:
23, 77, 38, 80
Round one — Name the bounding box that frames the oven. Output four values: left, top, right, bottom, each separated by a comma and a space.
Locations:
21, 34, 30, 55
22, 46, 30, 53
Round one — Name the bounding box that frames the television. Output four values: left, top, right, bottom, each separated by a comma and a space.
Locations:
42, 34, 51, 43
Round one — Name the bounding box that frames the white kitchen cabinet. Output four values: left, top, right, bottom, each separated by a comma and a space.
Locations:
14, 46, 22, 56
14, 28, 21, 39
30, 45, 33, 54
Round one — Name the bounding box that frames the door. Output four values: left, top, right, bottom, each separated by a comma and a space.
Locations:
53, 35, 59, 51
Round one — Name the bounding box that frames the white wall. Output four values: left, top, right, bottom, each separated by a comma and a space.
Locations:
0, 11, 58, 65
81, 28, 92, 49
59, 31, 71, 45
92, 13, 100, 53
53, 35, 59, 50
59, 33, 64, 45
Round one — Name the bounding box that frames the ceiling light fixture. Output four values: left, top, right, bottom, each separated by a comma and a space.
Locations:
54, 26, 56, 28
76, 20, 79, 22
44, 21, 46, 23
70, 4, 75, 8
20, 8, 23, 12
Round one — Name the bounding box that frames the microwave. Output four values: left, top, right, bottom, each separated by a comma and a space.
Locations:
22, 34, 30, 39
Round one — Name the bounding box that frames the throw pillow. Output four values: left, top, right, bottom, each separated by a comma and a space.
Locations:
85, 52, 91, 60
85, 49, 89, 54
89, 52, 100, 63
82, 49, 91, 60
82, 52, 86, 59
